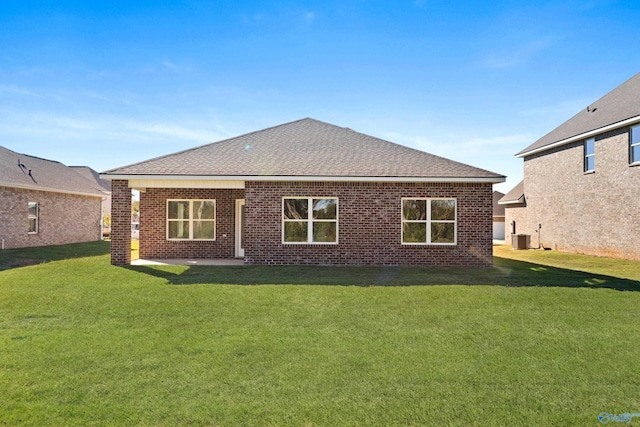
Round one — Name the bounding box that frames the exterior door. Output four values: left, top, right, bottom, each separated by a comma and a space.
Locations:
235, 199, 245, 258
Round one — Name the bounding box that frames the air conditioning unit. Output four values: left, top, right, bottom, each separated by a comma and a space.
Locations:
511, 234, 530, 250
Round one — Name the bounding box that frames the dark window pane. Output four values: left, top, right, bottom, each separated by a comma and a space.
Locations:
313, 222, 336, 242
284, 199, 308, 220
402, 199, 426, 220
28, 218, 37, 233
431, 200, 455, 220
403, 222, 426, 243
168, 201, 190, 220
284, 221, 308, 242
28, 203, 38, 217
431, 223, 455, 243
313, 198, 337, 220
194, 201, 215, 220
193, 221, 215, 239
168, 221, 190, 239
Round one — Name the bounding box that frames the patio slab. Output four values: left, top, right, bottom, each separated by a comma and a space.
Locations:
132, 258, 245, 266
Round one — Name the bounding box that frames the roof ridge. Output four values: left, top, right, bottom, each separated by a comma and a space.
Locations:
0, 145, 66, 166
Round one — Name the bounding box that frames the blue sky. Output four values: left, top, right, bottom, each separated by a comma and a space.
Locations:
1, 0, 639, 192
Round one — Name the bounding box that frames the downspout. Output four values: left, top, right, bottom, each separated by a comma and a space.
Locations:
537, 223, 542, 249
100, 195, 107, 241
1, 239, 4, 250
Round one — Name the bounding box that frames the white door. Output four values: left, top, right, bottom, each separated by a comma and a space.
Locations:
235, 199, 245, 258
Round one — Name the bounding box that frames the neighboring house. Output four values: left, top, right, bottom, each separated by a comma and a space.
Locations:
70, 166, 112, 237
501, 72, 640, 260
492, 191, 505, 241
0, 146, 105, 249
102, 118, 505, 266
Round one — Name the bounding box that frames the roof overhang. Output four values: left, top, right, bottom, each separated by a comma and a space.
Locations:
498, 195, 525, 205
101, 174, 505, 185
516, 115, 640, 158
0, 182, 105, 198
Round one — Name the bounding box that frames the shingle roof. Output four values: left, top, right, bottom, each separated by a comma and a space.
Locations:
103, 118, 504, 182
70, 166, 112, 193
517, 72, 640, 157
0, 145, 105, 197
492, 191, 505, 216
498, 180, 525, 205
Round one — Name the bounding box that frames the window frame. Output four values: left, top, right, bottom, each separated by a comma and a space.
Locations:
584, 137, 595, 172
282, 197, 339, 245
166, 199, 216, 241
28, 202, 38, 234
401, 197, 457, 245
630, 125, 640, 165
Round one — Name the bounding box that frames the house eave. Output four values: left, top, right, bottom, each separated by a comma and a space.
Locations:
0, 182, 105, 198
100, 174, 505, 184
498, 197, 525, 205
516, 115, 640, 158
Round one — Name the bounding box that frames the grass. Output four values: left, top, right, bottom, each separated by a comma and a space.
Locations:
0, 242, 639, 426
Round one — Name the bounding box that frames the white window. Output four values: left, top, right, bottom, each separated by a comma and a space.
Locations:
584, 137, 595, 172
631, 125, 640, 164
28, 202, 38, 234
167, 200, 216, 240
402, 198, 457, 245
283, 197, 338, 244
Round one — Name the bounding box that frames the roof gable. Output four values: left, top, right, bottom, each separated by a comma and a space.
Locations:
0, 146, 104, 197
103, 118, 504, 182
518, 72, 640, 157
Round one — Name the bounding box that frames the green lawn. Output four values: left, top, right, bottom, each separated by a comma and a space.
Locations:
1, 243, 639, 426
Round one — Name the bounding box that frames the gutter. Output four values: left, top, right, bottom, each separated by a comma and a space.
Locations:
100, 174, 506, 184
516, 115, 640, 158
0, 182, 104, 198
498, 196, 525, 205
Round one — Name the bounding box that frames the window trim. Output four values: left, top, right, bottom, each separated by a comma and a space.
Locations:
630, 125, 640, 165
166, 199, 216, 241
282, 197, 339, 245
28, 202, 38, 234
584, 137, 595, 173
401, 197, 457, 245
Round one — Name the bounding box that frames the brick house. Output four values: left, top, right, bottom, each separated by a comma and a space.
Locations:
501, 72, 640, 260
102, 118, 505, 266
70, 166, 112, 236
0, 146, 105, 249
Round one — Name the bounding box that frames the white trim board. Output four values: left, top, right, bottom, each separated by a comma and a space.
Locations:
101, 174, 505, 185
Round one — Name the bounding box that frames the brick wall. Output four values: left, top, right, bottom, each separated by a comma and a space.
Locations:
244, 181, 493, 267
139, 188, 244, 259
0, 186, 101, 249
505, 126, 640, 259
110, 180, 131, 266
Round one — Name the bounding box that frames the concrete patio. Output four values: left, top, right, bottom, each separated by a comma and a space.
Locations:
132, 258, 245, 266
